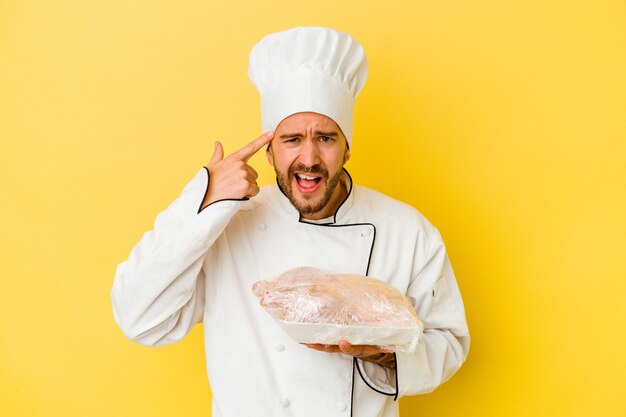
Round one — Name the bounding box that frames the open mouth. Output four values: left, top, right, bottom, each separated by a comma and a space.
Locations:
294, 173, 322, 194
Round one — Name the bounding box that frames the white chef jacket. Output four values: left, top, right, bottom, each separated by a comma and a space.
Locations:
111, 168, 469, 417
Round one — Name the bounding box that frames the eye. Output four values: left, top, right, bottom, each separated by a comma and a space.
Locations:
319, 135, 334, 143
284, 137, 300, 143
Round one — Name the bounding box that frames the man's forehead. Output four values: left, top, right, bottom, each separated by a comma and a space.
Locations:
276, 112, 342, 133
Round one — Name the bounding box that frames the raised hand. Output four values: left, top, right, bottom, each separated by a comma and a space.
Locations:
201, 131, 274, 210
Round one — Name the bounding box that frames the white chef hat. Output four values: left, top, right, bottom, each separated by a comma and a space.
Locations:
248, 26, 368, 148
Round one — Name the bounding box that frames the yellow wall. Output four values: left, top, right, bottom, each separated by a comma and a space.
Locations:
1, 1, 624, 416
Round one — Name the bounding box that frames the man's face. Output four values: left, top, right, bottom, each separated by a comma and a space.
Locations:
267, 112, 350, 220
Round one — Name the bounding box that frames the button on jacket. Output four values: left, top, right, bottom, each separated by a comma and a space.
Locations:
111, 168, 470, 417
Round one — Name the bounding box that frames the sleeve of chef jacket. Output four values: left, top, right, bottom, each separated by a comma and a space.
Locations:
355, 227, 470, 397
111, 167, 243, 347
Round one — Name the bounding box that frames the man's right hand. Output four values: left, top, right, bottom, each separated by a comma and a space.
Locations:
200, 131, 275, 210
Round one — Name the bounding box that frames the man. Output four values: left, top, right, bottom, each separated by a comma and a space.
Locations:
111, 27, 469, 417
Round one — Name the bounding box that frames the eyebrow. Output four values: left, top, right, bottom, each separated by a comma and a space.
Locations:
279, 131, 340, 139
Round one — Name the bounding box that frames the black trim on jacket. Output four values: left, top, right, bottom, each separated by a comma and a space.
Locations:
201, 166, 401, 415
197, 166, 249, 214
275, 168, 400, 414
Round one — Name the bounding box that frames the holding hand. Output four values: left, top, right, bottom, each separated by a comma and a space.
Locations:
304, 340, 396, 369
201, 131, 274, 209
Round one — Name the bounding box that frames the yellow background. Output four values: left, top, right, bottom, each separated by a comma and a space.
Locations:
1, 1, 625, 416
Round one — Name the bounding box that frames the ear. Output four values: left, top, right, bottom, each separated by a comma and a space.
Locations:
266, 143, 274, 166
343, 149, 351, 164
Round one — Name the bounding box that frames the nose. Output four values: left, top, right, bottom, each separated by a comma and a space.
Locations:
297, 139, 321, 168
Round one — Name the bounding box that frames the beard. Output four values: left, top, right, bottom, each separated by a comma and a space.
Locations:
275, 163, 344, 217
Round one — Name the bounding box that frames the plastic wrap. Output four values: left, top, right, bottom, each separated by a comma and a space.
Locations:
252, 267, 423, 352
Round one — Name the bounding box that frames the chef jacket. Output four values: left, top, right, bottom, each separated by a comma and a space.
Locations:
111, 168, 470, 417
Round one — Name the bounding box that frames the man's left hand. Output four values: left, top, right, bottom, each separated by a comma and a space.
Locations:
304, 340, 396, 369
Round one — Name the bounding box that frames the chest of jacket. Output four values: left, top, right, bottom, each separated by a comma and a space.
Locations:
201, 203, 405, 416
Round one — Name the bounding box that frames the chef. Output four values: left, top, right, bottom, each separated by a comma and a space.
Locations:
111, 26, 470, 417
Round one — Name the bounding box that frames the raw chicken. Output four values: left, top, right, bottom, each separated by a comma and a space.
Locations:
252, 267, 423, 351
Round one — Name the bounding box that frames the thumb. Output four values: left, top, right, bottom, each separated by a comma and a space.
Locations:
208, 141, 224, 164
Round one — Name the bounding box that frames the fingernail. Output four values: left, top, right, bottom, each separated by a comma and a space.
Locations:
266, 130, 274, 138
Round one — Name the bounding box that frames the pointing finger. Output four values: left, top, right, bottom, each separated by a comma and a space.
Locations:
233, 131, 274, 162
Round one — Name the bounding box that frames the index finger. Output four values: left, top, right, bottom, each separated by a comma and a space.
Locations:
232, 131, 274, 162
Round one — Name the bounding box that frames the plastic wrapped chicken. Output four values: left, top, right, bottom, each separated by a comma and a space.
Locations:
252, 267, 424, 352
